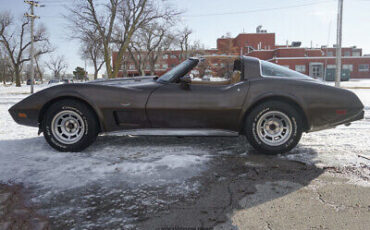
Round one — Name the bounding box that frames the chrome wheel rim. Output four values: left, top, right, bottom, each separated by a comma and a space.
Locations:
256, 111, 292, 146
51, 110, 85, 144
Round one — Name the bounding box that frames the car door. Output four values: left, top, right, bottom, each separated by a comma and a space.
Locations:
146, 81, 249, 131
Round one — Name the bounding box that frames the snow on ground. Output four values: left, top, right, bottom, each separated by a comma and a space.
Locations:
0, 84, 217, 228
0, 81, 370, 227
0, 82, 369, 188
0, 85, 211, 190
324, 78, 370, 88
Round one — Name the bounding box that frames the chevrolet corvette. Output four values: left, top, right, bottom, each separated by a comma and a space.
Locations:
9, 56, 364, 154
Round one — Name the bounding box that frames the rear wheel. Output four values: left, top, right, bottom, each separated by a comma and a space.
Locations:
245, 101, 303, 154
42, 99, 99, 152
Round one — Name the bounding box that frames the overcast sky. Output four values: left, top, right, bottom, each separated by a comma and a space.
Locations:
1, 0, 369, 74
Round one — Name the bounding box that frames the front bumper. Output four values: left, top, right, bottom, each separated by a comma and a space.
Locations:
8, 107, 39, 127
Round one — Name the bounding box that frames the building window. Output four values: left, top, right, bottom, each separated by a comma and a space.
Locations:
327, 51, 334, 56
155, 64, 160, 69
343, 64, 353, 72
352, 51, 361, 57
162, 64, 168, 69
282, 65, 290, 69
170, 54, 177, 59
162, 54, 168, 59
295, 65, 306, 73
358, 64, 369, 72
327, 64, 336, 69
343, 51, 351, 56
129, 64, 135, 70
145, 65, 150, 70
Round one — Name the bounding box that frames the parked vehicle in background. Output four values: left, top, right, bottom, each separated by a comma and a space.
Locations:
62, 79, 74, 84
9, 56, 364, 154
48, 79, 60, 85
48, 79, 73, 85
26, 79, 34, 85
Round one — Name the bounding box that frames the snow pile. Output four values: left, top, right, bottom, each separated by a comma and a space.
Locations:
0, 135, 210, 191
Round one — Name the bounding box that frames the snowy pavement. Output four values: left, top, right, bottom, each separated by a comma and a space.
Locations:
0, 83, 369, 229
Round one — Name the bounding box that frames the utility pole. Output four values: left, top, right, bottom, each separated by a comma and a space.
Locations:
335, 0, 344, 87
25, 1, 40, 93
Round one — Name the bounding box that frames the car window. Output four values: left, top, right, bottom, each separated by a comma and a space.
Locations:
190, 57, 242, 85
261, 61, 311, 79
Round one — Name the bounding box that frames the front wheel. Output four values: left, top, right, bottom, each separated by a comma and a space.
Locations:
245, 101, 303, 154
42, 99, 99, 152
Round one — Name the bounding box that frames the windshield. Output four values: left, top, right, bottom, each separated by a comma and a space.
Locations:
158, 59, 198, 82
260, 61, 311, 79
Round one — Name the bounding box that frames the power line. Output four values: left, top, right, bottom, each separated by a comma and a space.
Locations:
39, 0, 337, 19
183, 0, 336, 17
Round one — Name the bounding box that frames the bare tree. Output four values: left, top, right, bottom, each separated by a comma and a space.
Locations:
80, 34, 105, 80
0, 11, 51, 86
0, 50, 11, 84
127, 34, 146, 76
145, 23, 174, 75
173, 28, 205, 61
68, 0, 180, 78
45, 55, 68, 80
176, 27, 192, 61
35, 56, 44, 83
127, 22, 176, 76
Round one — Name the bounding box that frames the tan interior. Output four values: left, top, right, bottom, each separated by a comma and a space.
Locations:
230, 71, 241, 84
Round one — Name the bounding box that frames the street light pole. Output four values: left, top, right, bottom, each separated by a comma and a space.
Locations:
335, 0, 344, 87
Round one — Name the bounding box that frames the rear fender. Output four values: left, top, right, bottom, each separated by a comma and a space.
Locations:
239, 91, 310, 133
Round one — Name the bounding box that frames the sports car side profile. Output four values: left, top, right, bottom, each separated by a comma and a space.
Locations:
9, 56, 364, 154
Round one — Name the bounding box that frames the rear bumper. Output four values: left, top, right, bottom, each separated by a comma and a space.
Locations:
309, 110, 364, 132
345, 110, 365, 124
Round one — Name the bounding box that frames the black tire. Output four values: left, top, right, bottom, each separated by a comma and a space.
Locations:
245, 100, 303, 154
42, 99, 99, 152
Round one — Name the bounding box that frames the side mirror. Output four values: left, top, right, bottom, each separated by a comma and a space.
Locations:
180, 75, 191, 84
179, 75, 191, 89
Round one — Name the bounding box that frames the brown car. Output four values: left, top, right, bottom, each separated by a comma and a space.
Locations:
9, 56, 364, 154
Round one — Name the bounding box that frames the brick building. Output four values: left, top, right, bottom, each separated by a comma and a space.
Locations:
113, 28, 370, 79
217, 30, 370, 79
